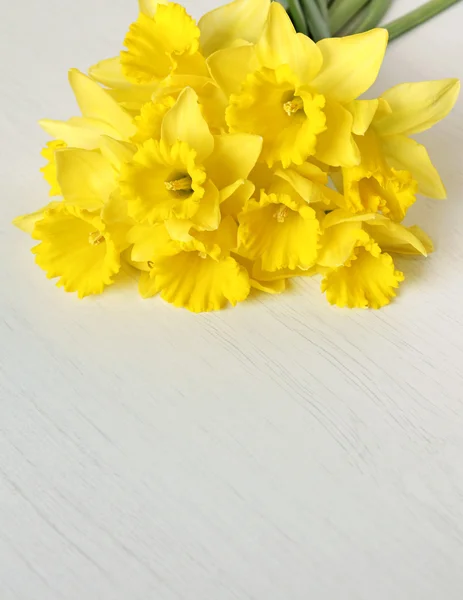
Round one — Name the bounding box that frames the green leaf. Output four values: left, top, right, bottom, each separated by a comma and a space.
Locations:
384, 0, 462, 41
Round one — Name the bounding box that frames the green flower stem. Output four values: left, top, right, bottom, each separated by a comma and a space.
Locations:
300, 0, 332, 40
329, 0, 371, 34
355, 0, 392, 33
384, 0, 462, 41
276, 0, 290, 8
287, 0, 309, 35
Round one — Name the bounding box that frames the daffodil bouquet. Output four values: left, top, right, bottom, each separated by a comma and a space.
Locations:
14, 0, 460, 311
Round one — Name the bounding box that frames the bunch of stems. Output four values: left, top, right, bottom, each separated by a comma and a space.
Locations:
280, 0, 461, 41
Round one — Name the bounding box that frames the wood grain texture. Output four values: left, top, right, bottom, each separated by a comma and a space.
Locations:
1, 0, 463, 598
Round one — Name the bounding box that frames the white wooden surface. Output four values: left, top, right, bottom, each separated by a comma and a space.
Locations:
1, 1, 463, 598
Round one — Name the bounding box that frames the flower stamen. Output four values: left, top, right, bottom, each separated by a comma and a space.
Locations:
164, 175, 193, 193
88, 231, 105, 246
274, 206, 289, 223
283, 96, 304, 116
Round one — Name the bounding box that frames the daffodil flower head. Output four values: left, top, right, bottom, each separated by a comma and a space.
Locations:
139, 217, 251, 312
227, 65, 327, 168
121, 2, 200, 84
321, 237, 404, 309
32, 205, 120, 299
238, 191, 320, 271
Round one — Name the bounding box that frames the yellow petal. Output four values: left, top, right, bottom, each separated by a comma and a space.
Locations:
39, 117, 122, 150
207, 44, 257, 98
251, 259, 316, 281
321, 242, 403, 309
150, 253, 250, 311
31, 205, 120, 298
127, 223, 178, 262
68, 69, 135, 139
199, 0, 270, 56
192, 215, 238, 259
345, 99, 379, 135
99, 137, 135, 172
374, 79, 460, 136
132, 97, 176, 143
234, 255, 286, 294
89, 57, 131, 88
238, 193, 320, 271
318, 221, 369, 268
13, 202, 61, 235
365, 217, 430, 256
189, 180, 221, 231
255, 2, 322, 83
55, 148, 116, 204
311, 29, 388, 103
380, 134, 446, 199
139, 270, 159, 298
204, 133, 262, 189
315, 100, 360, 167
273, 167, 338, 206
40, 140, 67, 196
101, 192, 131, 225
161, 87, 214, 162
220, 180, 255, 219
139, 0, 167, 18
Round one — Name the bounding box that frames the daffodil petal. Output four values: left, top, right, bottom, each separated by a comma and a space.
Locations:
55, 148, 116, 204
381, 134, 446, 199
315, 100, 360, 167
374, 79, 460, 136
190, 180, 221, 231
99, 137, 135, 172
13, 202, 61, 235
311, 29, 388, 103
255, 2, 322, 82
365, 217, 430, 256
199, 0, 270, 56
139, 0, 167, 18
207, 44, 257, 97
39, 118, 121, 150
139, 270, 159, 298
150, 253, 250, 312
161, 87, 214, 162
321, 245, 403, 309
318, 221, 369, 268
346, 99, 379, 135
68, 69, 135, 139
127, 223, 178, 262
204, 133, 262, 189
220, 180, 255, 219
89, 57, 130, 88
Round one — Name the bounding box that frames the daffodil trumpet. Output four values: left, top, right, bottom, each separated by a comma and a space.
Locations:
14, 0, 459, 312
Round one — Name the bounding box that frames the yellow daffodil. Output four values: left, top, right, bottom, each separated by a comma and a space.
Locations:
238, 191, 320, 271
340, 79, 460, 221
317, 210, 431, 308
31, 205, 121, 298
121, 2, 200, 85
209, 2, 387, 168
120, 87, 261, 236
136, 217, 250, 311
